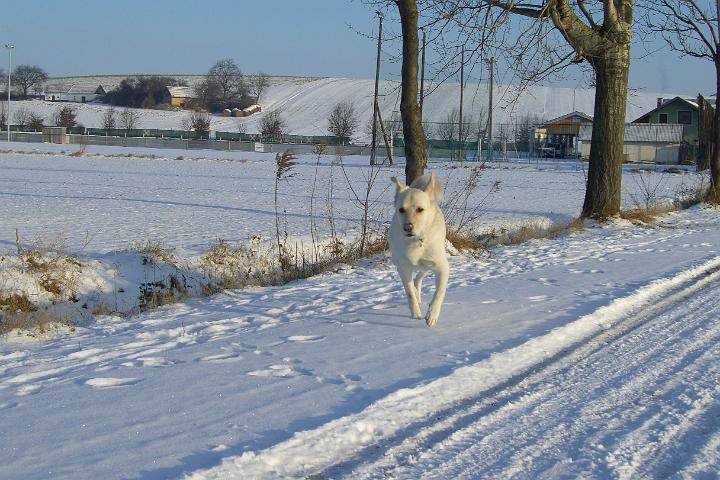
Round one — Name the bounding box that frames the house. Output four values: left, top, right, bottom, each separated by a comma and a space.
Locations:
164, 86, 197, 108
43, 84, 106, 103
632, 97, 700, 146
534, 111, 593, 157
578, 123, 684, 164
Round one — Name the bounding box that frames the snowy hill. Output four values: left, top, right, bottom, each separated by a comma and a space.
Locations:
16, 75, 681, 140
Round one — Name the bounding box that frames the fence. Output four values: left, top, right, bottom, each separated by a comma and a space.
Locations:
0, 130, 386, 157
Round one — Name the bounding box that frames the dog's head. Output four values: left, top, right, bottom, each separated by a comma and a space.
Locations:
391, 173, 443, 239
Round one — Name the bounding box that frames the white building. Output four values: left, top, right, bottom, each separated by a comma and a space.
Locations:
43, 83, 107, 103
578, 124, 684, 164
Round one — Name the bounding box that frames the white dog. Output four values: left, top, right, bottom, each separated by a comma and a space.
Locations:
389, 173, 449, 327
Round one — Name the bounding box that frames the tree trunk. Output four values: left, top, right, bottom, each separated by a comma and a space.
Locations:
397, 0, 427, 184
581, 51, 630, 219
709, 64, 720, 203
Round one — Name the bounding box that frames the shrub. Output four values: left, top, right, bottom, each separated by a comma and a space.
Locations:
53, 105, 77, 128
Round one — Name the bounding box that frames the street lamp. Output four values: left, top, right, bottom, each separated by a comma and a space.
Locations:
5, 44, 13, 142
370, 10, 383, 166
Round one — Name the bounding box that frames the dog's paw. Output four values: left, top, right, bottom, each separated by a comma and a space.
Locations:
425, 312, 439, 327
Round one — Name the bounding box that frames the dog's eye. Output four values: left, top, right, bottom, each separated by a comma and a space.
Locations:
416, 207, 424, 213
399, 207, 406, 213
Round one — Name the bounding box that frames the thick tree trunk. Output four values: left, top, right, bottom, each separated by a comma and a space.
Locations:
709, 66, 720, 203
397, 0, 427, 184
581, 51, 630, 219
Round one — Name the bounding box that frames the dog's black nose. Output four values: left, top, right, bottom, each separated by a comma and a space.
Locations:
403, 222, 414, 233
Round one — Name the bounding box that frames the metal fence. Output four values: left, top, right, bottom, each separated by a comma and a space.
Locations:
0, 131, 387, 157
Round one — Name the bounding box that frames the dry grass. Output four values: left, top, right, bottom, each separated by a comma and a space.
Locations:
16, 235, 83, 300
128, 240, 190, 311
69, 142, 88, 157
619, 204, 677, 224
447, 217, 585, 254
0, 308, 74, 337
130, 239, 177, 265
0, 292, 35, 313
199, 238, 275, 293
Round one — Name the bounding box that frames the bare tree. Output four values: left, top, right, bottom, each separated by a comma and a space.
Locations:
514, 113, 544, 152
52, 105, 77, 128
12, 106, 31, 127
185, 111, 211, 132
27, 112, 44, 130
260, 110, 287, 137
642, 0, 720, 202
119, 107, 140, 130
387, 0, 633, 218
250, 72, 270, 101
436, 108, 475, 153
208, 58, 245, 105
436, 110, 458, 147
396, 0, 429, 184
327, 101, 360, 143
11, 65, 48, 99
102, 107, 117, 130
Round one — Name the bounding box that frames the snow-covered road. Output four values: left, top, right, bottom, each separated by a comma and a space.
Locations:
338, 258, 720, 479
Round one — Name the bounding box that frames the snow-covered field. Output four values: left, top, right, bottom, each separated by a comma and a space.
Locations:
1, 142, 718, 479
12, 75, 684, 139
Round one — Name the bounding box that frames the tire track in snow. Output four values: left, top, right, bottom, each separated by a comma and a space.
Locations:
186, 256, 720, 480
370, 271, 720, 479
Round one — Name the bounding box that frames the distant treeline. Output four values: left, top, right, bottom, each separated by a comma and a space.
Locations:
102, 59, 269, 113
103, 76, 186, 109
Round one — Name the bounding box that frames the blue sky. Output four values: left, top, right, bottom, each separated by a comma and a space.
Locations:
0, 0, 714, 96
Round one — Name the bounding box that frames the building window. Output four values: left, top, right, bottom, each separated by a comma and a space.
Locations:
659, 113, 668, 124
678, 110, 692, 125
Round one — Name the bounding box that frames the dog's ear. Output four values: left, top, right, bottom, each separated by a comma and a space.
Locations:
391, 176, 408, 193
423, 173, 444, 203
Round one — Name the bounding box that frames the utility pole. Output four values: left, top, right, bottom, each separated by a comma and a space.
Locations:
370, 11, 384, 166
487, 56, 495, 163
5, 44, 13, 142
420, 27, 426, 120
457, 46, 464, 161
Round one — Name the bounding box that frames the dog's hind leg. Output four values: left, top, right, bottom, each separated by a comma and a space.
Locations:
414, 271, 428, 304
425, 262, 449, 327
399, 269, 423, 319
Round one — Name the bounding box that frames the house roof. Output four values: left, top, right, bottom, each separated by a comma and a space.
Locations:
63, 84, 105, 95
166, 86, 196, 99
632, 96, 699, 123
44, 78, 114, 95
578, 124, 684, 143
540, 111, 593, 128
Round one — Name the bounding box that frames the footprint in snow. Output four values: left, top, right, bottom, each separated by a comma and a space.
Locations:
16, 384, 43, 396
332, 318, 367, 326
85, 377, 144, 389
283, 335, 326, 343
247, 364, 313, 378
0, 401, 21, 410
528, 295, 553, 302
198, 352, 244, 363
122, 357, 183, 368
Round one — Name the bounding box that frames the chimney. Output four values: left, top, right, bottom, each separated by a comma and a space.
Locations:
657, 97, 664, 108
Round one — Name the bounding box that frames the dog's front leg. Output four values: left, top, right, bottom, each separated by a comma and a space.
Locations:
414, 271, 428, 305
425, 263, 449, 327
399, 269, 422, 319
